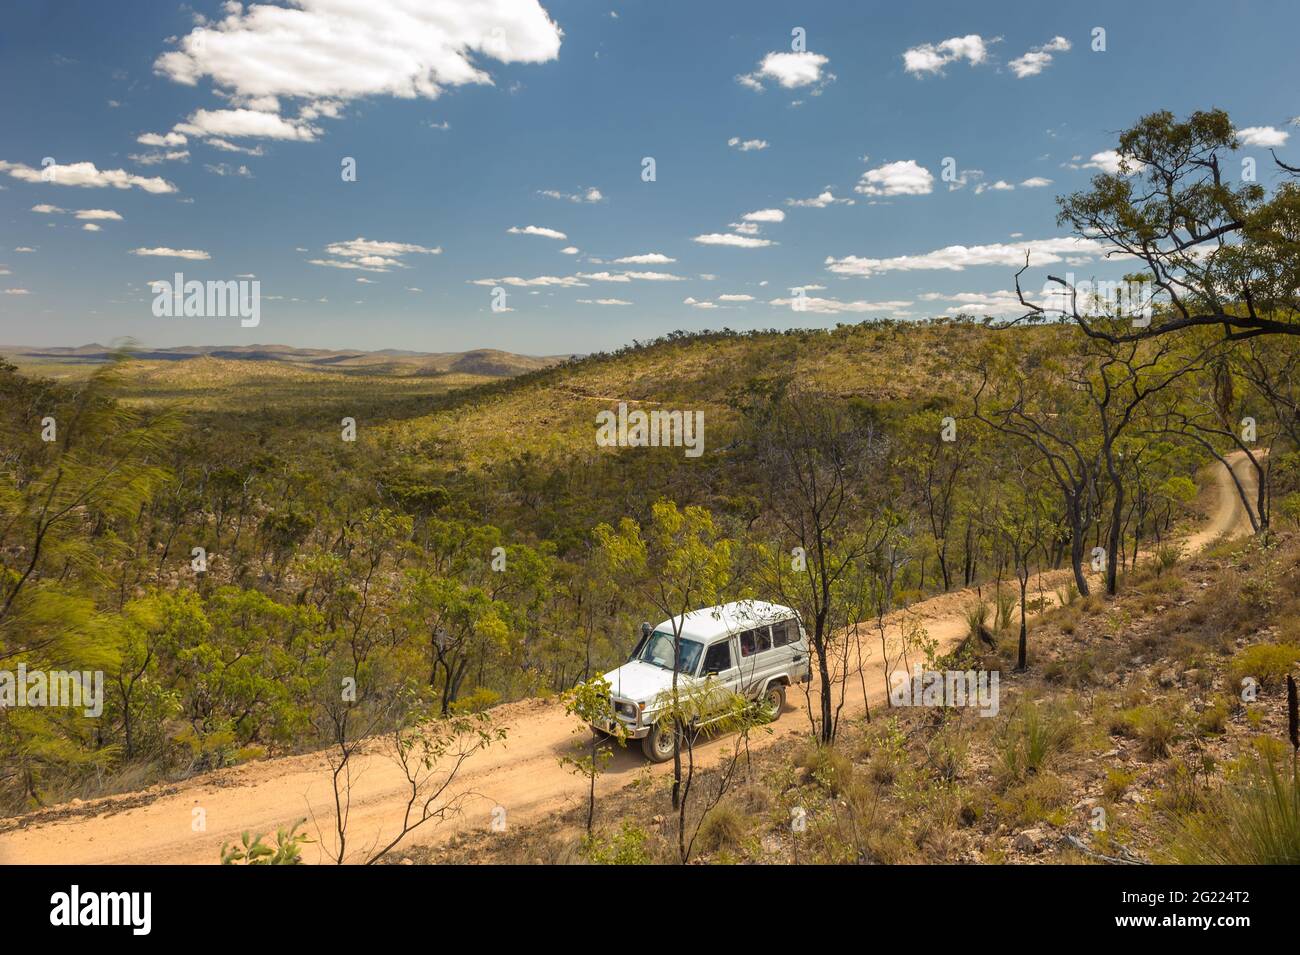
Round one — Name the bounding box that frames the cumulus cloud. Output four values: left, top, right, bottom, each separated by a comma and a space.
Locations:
309, 236, 442, 272
471, 274, 587, 287
539, 186, 603, 202
717, 293, 754, 302
131, 149, 190, 165
131, 247, 211, 260
0, 160, 176, 193
155, 0, 562, 104
824, 237, 1108, 277
737, 51, 833, 91
1009, 36, 1070, 78
576, 298, 632, 305
918, 290, 1050, 315
728, 137, 769, 151
1238, 126, 1289, 147
508, 224, 568, 240
612, 252, 676, 264
902, 35, 991, 76
176, 108, 319, 141
578, 270, 686, 282
692, 233, 775, 248
1071, 150, 1145, 176
742, 208, 785, 223
855, 159, 934, 196
786, 188, 854, 207
137, 131, 187, 147
767, 295, 913, 313
1020, 176, 1053, 188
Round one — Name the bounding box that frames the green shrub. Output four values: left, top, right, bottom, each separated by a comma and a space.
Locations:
1163, 755, 1300, 864
584, 821, 652, 865
695, 802, 748, 855
1227, 643, 1300, 691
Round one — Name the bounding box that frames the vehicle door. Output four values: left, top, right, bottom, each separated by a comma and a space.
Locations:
736, 626, 776, 699
698, 637, 739, 715
769, 617, 803, 681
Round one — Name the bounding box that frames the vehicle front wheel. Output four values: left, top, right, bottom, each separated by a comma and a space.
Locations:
641, 722, 677, 762
760, 683, 786, 722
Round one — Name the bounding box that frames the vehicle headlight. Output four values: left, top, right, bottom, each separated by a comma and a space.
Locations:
614, 700, 639, 720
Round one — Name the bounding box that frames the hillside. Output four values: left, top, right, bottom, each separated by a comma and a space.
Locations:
384, 319, 1032, 463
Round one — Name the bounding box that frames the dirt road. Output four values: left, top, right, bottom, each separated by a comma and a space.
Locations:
0, 453, 1258, 865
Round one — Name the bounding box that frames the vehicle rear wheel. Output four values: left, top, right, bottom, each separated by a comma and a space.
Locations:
760, 683, 786, 722
641, 722, 677, 763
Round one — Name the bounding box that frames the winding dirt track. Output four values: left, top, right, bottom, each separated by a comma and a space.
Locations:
0, 453, 1258, 865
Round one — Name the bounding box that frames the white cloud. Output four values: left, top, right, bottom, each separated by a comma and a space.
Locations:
1073, 150, 1145, 175
742, 208, 785, 223
1238, 126, 1290, 147
471, 275, 587, 287
684, 297, 718, 309
31, 204, 65, 214
1009, 36, 1071, 78
309, 236, 442, 272
824, 237, 1108, 277
717, 293, 754, 302
1020, 176, 1053, 188
919, 290, 1026, 314
855, 159, 933, 196
137, 131, 187, 147
767, 295, 912, 314
508, 224, 567, 240
4, 288, 32, 295
155, 0, 563, 105
578, 270, 686, 282
560, 246, 580, 255
692, 233, 775, 248
902, 35, 991, 76
204, 162, 253, 177
974, 180, 1015, 194
728, 137, 769, 152
737, 51, 833, 91
0, 160, 176, 193
786, 189, 854, 208
576, 298, 632, 305
130, 149, 190, 165
207, 138, 265, 155
539, 186, 603, 203
131, 247, 211, 260
612, 252, 675, 264
176, 108, 319, 141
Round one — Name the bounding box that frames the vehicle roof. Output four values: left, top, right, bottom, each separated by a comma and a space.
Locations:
654, 600, 797, 643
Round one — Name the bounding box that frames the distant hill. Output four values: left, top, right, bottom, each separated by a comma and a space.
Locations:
0, 343, 571, 378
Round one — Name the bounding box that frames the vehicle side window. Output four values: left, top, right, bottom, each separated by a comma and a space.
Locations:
772, 620, 794, 647
739, 629, 756, 657
702, 641, 731, 674
754, 626, 772, 653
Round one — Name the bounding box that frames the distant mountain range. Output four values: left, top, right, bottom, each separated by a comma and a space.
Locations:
0, 344, 573, 378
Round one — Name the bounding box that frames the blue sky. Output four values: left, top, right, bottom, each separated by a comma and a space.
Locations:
1, 0, 1296, 354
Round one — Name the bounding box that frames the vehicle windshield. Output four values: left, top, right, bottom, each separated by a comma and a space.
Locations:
636, 630, 704, 674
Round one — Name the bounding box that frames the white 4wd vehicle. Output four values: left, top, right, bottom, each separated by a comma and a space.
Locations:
597, 600, 811, 762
